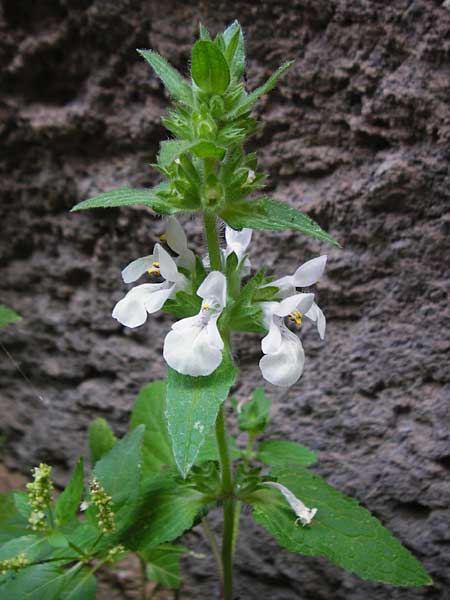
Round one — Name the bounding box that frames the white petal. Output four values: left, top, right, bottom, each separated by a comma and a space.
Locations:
154, 243, 180, 283
112, 283, 165, 328
143, 284, 175, 314
177, 249, 196, 271
197, 271, 227, 308
305, 301, 326, 339
207, 315, 224, 350
276, 293, 315, 317
261, 318, 282, 354
121, 255, 154, 283
225, 226, 252, 261
268, 275, 296, 298
165, 216, 188, 255
259, 330, 305, 387
293, 255, 327, 287
262, 482, 317, 526
163, 317, 223, 376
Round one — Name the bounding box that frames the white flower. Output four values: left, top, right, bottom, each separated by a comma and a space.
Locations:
262, 481, 317, 526
163, 271, 227, 376
270, 255, 327, 340
112, 243, 187, 328
259, 293, 314, 387
225, 226, 252, 265
164, 216, 196, 271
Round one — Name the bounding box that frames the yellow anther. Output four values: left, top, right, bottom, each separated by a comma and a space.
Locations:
202, 302, 210, 311
147, 261, 161, 276
159, 234, 167, 242
288, 311, 303, 327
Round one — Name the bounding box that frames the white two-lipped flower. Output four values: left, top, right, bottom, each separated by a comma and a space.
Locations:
262, 481, 317, 526
163, 271, 227, 377
112, 217, 193, 329
225, 226, 252, 272
270, 255, 327, 340
259, 293, 315, 387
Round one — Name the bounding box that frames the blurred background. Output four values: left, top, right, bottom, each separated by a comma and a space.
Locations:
0, 0, 449, 598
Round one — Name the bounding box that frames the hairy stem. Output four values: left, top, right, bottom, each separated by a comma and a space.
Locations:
201, 518, 223, 579
204, 212, 235, 599
216, 405, 234, 600
204, 212, 222, 271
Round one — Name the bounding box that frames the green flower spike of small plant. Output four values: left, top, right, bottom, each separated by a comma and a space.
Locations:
89, 477, 116, 534
26, 462, 53, 531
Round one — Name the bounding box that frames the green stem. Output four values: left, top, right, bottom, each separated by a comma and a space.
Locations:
232, 431, 257, 556
216, 405, 234, 600
139, 556, 148, 600
201, 518, 223, 579
204, 212, 222, 271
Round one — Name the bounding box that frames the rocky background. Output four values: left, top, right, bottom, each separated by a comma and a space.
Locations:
1, 0, 449, 598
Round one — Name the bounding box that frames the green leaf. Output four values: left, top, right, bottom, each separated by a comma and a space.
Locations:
195, 428, 240, 464
55, 458, 84, 527
13, 492, 32, 520
92, 426, 144, 531
0, 563, 67, 599
137, 50, 194, 107
223, 21, 245, 79
191, 40, 230, 94
158, 140, 193, 168
0, 535, 48, 563
257, 440, 317, 468
163, 290, 202, 319
230, 60, 294, 117
190, 140, 226, 160
88, 418, 117, 466
47, 531, 69, 549
142, 543, 187, 589
130, 381, 175, 476
249, 467, 432, 587
122, 477, 205, 551
166, 355, 237, 477
71, 184, 174, 214
60, 567, 96, 600
199, 23, 211, 40
0, 494, 29, 543
237, 388, 271, 433
0, 305, 21, 329
221, 197, 340, 247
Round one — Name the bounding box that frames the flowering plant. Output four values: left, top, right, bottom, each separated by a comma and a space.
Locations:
0, 22, 431, 599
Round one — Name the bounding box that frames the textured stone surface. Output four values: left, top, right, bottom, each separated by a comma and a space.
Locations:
1, 0, 449, 598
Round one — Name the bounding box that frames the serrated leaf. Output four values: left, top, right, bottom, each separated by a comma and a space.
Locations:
257, 440, 317, 468
71, 184, 175, 214
249, 467, 432, 587
121, 476, 205, 551
223, 21, 245, 80
0, 563, 67, 599
142, 543, 187, 589
158, 140, 193, 168
191, 40, 230, 94
91, 426, 144, 531
221, 197, 340, 247
0, 493, 28, 544
54, 458, 84, 527
230, 60, 294, 117
238, 388, 271, 433
166, 354, 237, 477
88, 418, 117, 466
60, 568, 96, 600
130, 381, 175, 476
137, 50, 194, 107
0, 305, 21, 329
0, 535, 48, 563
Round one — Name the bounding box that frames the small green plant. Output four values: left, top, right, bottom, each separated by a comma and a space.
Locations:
0, 21, 431, 599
